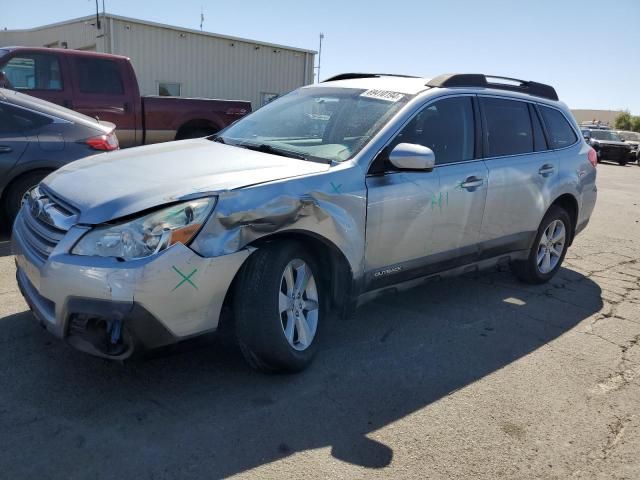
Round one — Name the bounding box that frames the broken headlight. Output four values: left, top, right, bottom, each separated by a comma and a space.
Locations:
72, 197, 216, 260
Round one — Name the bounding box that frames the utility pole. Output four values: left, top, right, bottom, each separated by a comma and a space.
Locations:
316, 33, 324, 83
94, 0, 101, 29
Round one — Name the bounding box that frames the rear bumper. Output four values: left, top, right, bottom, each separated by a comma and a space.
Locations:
13, 218, 250, 359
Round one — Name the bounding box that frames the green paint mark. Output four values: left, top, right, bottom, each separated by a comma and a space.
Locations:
172, 266, 199, 291
431, 192, 449, 211
330, 182, 342, 194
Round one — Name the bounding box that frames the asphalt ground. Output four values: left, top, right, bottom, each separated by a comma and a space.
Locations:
0, 161, 639, 479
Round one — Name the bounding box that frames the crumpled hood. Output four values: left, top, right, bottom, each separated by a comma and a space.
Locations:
43, 138, 330, 224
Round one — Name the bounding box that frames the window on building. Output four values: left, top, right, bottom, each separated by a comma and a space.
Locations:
539, 105, 578, 149
0, 54, 63, 91
261, 92, 279, 106
482, 98, 533, 157
158, 82, 181, 97
75, 58, 124, 95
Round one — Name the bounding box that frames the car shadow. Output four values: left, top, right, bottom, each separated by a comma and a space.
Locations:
0, 267, 602, 478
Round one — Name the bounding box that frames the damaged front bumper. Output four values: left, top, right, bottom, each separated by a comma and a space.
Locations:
12, 220, 250, 359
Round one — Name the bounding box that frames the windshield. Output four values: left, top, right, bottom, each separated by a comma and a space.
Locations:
618, 131, 640, 142
216, 86, 412, 162
591, 130, 621, 141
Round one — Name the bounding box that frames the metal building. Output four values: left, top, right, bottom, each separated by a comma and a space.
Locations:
0, 13, 316, 108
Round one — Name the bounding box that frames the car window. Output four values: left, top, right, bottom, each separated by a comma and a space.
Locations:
481, 98, 533, 157
75, 58, 124, 95
390, 96, 475, 165
539, 105, 577, 149
590, 130, 622, 141
0, 102, 52, 133
0, 54, 63, 91
529, 104, 548, 151
218, 86, 411, 163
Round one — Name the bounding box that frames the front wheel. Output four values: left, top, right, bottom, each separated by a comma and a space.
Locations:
512, 206, 571, 284
234, 241, 323, 373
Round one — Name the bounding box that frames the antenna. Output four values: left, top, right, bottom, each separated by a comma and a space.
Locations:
200, 6, 204, 31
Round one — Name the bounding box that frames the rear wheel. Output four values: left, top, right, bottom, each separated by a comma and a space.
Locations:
512, 206, 571, 284
234, 241, 323, 373
3, 171, 49, 226
619, 160, 628, 166
176, 128, 216, 140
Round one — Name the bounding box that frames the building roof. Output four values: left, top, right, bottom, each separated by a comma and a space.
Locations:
2, 13, 317, 55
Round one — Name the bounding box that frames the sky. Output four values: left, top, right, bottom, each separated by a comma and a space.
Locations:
2, 0, 639, 113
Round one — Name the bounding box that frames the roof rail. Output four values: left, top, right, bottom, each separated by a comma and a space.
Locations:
426, 74, 559, 101
322, 73, 420, 82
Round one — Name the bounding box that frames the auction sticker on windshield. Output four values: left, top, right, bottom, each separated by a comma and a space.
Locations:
360, 89, 405, 102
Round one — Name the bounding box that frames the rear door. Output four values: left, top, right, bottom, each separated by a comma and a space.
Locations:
68, 56, 138, 147
0, 102, 29, 182
0, 51, 71, 107
478, 96, 558, 253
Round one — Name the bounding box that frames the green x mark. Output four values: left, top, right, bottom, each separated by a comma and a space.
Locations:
172, 266, 199, 291
330, 182, 343, 194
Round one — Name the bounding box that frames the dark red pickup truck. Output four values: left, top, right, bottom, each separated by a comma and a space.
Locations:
0, 47, 251, 147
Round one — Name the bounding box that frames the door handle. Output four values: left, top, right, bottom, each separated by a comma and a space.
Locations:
0, 146, 12, 153
460, 176, 484, 189
539, 164, 555, 175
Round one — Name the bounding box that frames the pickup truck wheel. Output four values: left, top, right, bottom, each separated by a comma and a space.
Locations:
3, 171, 49, 226
177, 128, 216, 140
234, 241, 322, 373
512, 206, 571, 284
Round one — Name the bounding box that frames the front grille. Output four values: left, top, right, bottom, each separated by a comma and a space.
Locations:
15, 186, 76, 263
600, 146, 627, 161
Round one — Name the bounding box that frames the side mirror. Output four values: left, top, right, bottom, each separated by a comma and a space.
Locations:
388, 143, 435, 171
0, 72, 10, 89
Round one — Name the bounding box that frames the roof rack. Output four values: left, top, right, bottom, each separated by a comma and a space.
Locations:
322, 73, 420, 82
426, 74, 559, 101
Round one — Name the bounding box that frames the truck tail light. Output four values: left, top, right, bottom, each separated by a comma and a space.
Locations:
86, 131, 119, 151
587, 147, 598, 168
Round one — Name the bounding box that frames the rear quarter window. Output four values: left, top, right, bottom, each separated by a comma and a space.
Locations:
0, 102, 52, 132
539, 106, 577, 149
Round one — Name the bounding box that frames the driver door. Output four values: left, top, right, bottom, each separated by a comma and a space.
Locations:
364, 95, 486, 290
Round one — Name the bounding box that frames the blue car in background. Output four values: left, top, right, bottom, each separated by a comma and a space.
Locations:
0, 86, 118, 225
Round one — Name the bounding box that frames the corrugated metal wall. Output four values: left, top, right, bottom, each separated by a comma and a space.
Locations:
0, 19, 107, 51
0, 16, 314, 109
111, 18, 313, 107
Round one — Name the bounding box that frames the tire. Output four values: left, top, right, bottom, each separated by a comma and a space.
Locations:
176, 128, 216, 140
512, 205, 572, 284
234, 240, 323, 373
619, 160, 627, 166
3, 171, 49, 226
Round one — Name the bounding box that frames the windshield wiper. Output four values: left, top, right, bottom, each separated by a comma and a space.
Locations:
238, 143, 310, 161
210, 135, 226, 144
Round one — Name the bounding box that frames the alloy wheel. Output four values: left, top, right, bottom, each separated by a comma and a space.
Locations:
279, 258, 319, 351
536, 219, 566, 274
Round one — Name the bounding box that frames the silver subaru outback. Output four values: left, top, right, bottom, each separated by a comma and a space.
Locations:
12, 73, 598, 372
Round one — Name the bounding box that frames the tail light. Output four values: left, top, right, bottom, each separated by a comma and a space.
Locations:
225, 107, 248, 116
86, 131, 119, 151
587, 147, 598, 168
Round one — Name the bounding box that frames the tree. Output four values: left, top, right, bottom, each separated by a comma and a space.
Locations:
631, 116, 640, 133
614, 110, 633, 130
